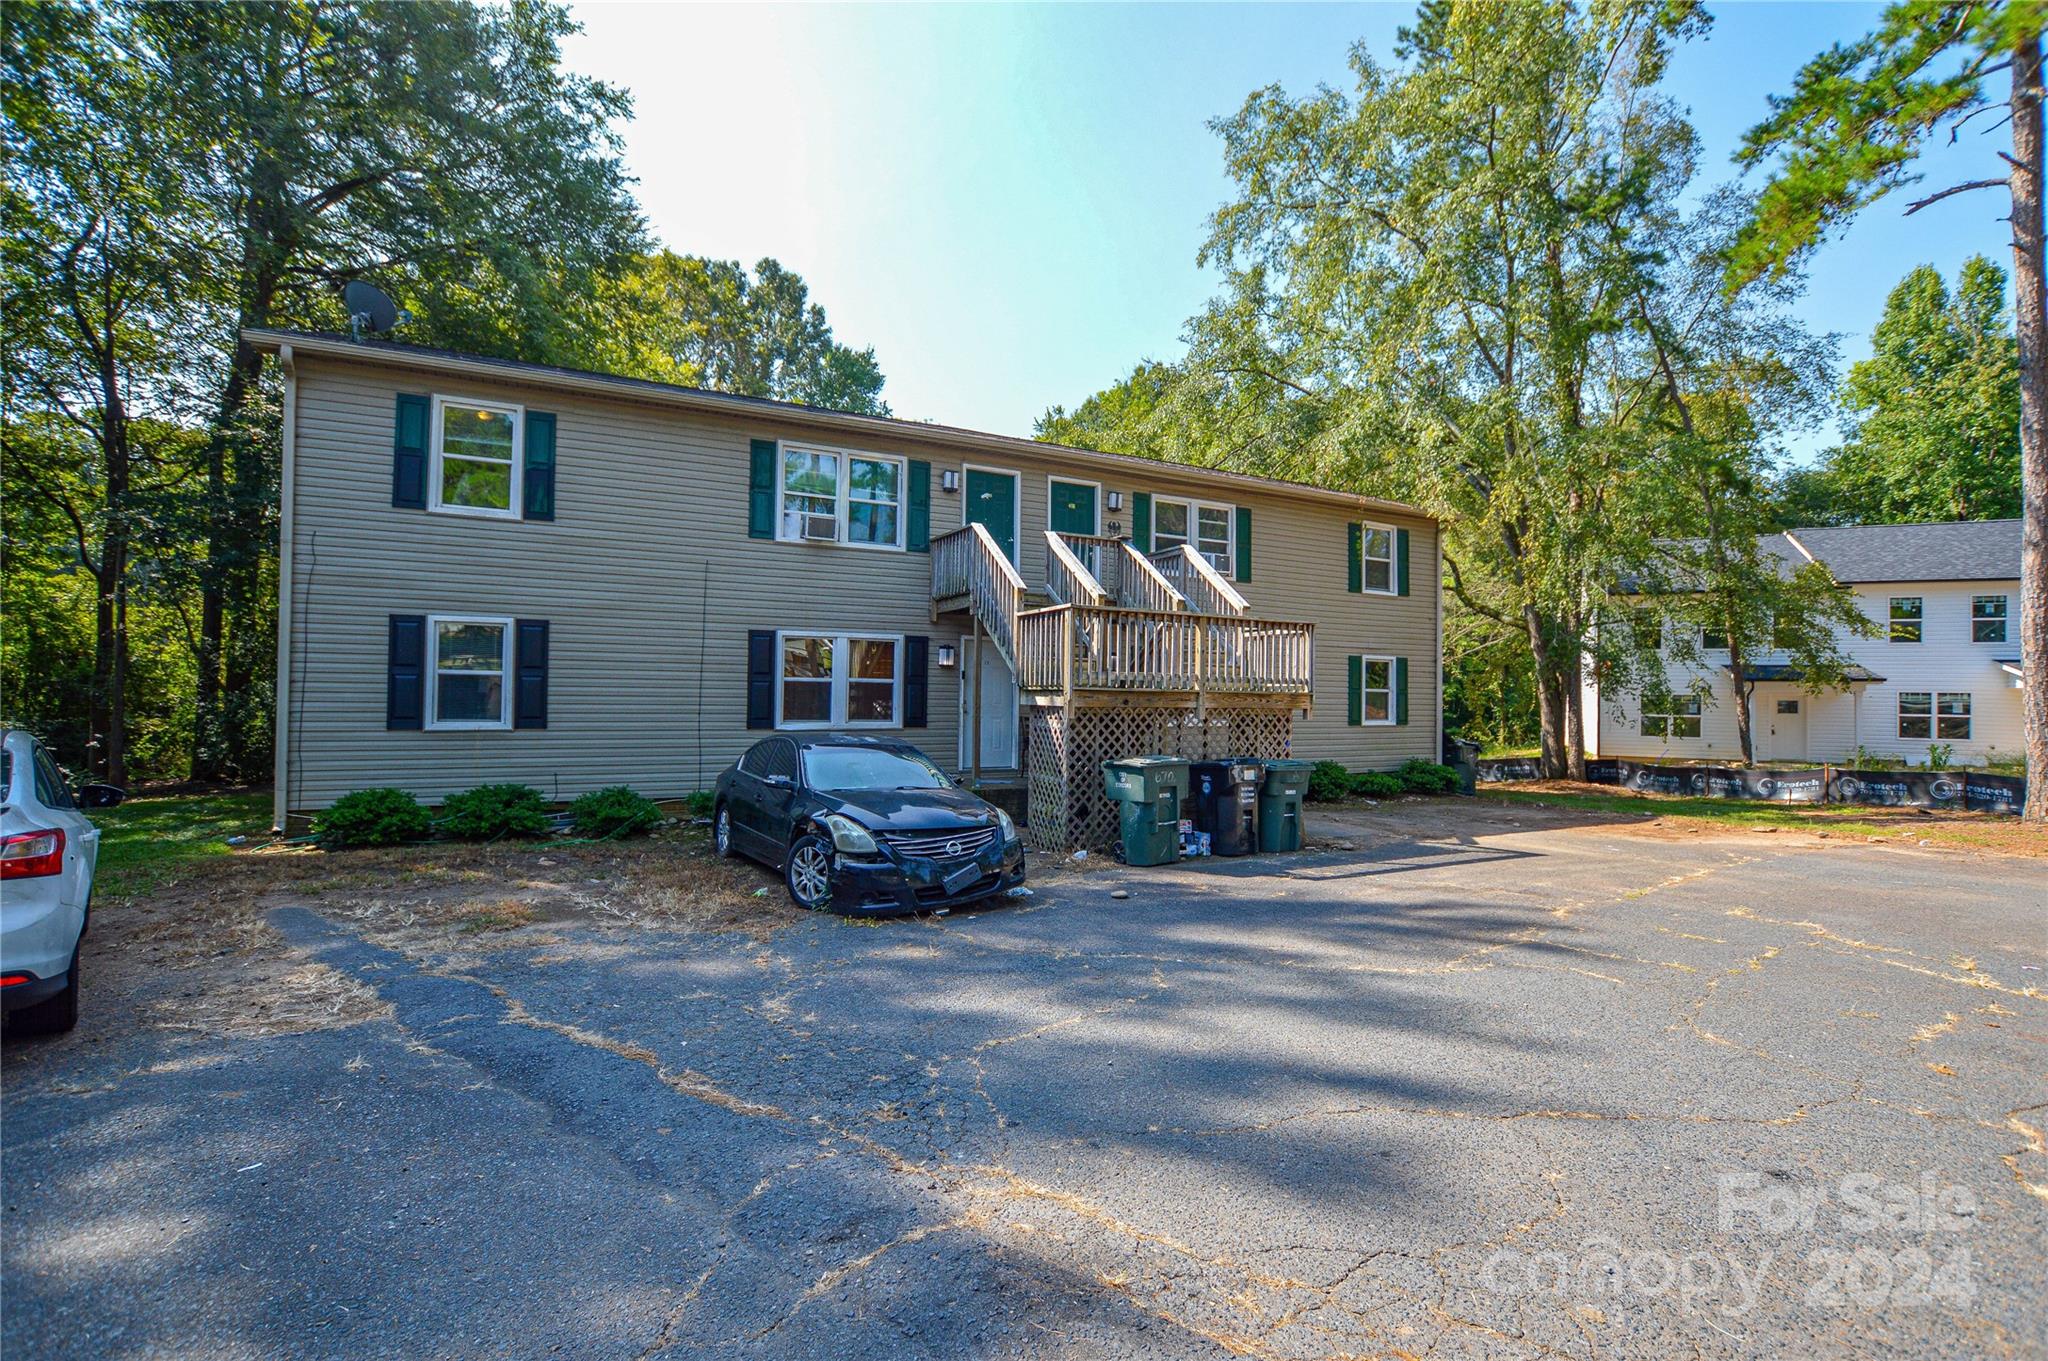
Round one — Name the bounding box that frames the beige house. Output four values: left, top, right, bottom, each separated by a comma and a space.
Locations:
250, 330, 1443, 846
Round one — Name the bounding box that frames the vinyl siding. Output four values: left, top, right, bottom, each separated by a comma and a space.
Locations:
1590, 580, 2025, 765
281, 354, 1440, 810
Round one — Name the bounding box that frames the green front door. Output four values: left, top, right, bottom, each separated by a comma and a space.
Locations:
965, 468, 1018, 562
1049, 479, 1098, 537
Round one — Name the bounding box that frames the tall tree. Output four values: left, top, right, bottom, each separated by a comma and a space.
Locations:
1185, 0, 1748, 778
125, 0, 647, 779
597, 252, 890, 414
2, 1, 202, 785
1782, 257, 2021, 525
1731, 0, 2045, 816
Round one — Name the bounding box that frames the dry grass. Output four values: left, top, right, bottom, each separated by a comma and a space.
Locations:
1483, 782, 2047, 858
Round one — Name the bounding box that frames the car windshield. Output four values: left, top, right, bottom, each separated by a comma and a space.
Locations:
803, 746, 950, 792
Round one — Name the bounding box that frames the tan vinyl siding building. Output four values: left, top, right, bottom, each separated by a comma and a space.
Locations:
256, 331, 1442, 825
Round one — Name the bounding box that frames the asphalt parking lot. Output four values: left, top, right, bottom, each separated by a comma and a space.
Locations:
4, 800, 2044, 1359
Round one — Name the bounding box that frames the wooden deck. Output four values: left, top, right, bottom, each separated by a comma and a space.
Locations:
931, 525, 1313, 711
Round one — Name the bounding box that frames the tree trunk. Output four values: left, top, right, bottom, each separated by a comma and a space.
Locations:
1729, 662, 1755, 766
1562, 645, 1588, 781
92, 354, 130, 788
2013, 31, 2047, 823
1525, 606, 1572, 779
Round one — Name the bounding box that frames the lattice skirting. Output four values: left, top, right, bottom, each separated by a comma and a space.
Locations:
1024, 706, 1293, 850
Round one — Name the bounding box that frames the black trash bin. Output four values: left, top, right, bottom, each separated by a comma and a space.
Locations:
1444, 736, 1482, 796
1188, 758, 1263, 856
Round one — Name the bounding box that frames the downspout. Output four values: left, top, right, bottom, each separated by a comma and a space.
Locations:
1433, 523, 1444, 761
270, 344, 296, 833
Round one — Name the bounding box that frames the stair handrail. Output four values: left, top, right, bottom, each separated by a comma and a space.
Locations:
1042, 529, 1109, 609
1113, 539, 1187, 613
940, 521, 1025, 669
1148, 544, 1249, 616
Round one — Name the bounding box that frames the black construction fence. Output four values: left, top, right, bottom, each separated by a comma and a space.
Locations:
1473, 757, 2026, 816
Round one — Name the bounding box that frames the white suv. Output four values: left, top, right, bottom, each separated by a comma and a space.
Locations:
1, 730, 104, 1034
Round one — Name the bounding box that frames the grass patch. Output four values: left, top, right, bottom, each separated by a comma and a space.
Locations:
91, 790, 275, 900
1478, 783, 2043, 856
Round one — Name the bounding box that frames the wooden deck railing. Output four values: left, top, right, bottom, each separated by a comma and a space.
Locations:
1017, 604, 1313, 697
1043, 530, 1110, 608
931, 523, 1025, 669
1148, 545, 1249, 616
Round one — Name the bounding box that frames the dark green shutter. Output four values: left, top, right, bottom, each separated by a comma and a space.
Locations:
513, 620, 549, 728
908, 461, 931, 552
387, 615, 426, 729
522, 412, 557, 520
1346, 655, 1362, 727
747, 630, 776, 729
1235, 507, 1252, 581
1395, 656, 1410, 726
1131, 493, 1151, 553
748, 440, 777, 539
392, 394, 429, 508
903, 635, 929, 727
1396, 528, 1411, 597
1347, 524, 1363, 594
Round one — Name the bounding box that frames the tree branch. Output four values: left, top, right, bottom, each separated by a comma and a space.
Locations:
1903, 177, 2009, 213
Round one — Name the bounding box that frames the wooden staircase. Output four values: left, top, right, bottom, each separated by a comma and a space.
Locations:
930, 525, 1313, 711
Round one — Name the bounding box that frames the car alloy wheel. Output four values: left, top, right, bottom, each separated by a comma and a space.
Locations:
713, 805, 735, 858
785, 833, 834, 910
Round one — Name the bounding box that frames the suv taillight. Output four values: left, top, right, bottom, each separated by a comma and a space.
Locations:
0, 829, 64, 879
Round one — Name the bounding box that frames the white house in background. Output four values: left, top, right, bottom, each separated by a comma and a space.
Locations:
1586, 520, 2025, 767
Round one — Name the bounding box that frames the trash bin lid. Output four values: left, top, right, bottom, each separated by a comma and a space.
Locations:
1103, 755, 1190, 772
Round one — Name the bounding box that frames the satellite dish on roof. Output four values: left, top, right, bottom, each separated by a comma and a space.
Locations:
342, 280, 405, 340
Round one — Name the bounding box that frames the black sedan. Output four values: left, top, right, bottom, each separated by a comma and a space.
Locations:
712, 734, 1025, 916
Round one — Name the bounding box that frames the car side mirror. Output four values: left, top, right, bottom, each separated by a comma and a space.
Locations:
77, 783, 126, 809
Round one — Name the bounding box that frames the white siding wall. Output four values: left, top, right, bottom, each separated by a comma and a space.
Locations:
1592, 579, 2024, 765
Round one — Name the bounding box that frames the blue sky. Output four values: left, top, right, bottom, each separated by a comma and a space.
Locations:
562, 2, 2011, 465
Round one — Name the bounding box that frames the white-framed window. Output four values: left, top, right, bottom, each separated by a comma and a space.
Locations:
1357, 656, 1395, 725
776, 631, 902, 728
1154, 496, 1234, 574
426, 614, 513, 730
1888, 596, 1922, 643
1701, 623, 1728, 650
776, 441, 906, 549
1973, 595, 2007, 644
430, 396, 523, 519
1358, 522, 1396, 594
1641, 693, 1702, 739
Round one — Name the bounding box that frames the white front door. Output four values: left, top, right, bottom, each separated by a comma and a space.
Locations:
959, 637, 1019, 770
1765, 695, 1807, 762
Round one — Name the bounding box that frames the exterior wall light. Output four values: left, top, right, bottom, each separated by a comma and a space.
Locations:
936, 644, 958, 668
1106, 490, 1124, 512
940, 469, 961, 493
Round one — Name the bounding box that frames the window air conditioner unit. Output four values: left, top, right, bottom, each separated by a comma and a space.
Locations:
801, 515, 838, 542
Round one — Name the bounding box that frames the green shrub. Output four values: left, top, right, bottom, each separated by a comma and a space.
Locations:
682, 790, 715, 819
1351, 771, 1406, 799
1306, 760, 1354, 803
1396, 759, 1459, 795
568, 785, 664, 839
314, 788, 433, 849
438, 784, 551, 841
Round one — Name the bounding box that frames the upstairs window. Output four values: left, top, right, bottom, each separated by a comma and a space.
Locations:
1358, 524, 1395, 593
1641, 694, 1701, 739
1888, 596, 1922, 643
1154, 497, 1234, 573
1973, 595, 2007, 644
1701, 623, 1728, 650
778, 442, 905, 549
431, 398, 523, 518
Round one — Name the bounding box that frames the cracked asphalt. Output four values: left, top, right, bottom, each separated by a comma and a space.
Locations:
4, 801, 2045, 1359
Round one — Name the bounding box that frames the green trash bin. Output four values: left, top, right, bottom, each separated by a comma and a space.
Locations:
1102, 756, 1189, 866
1257, 758, 1315, 852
